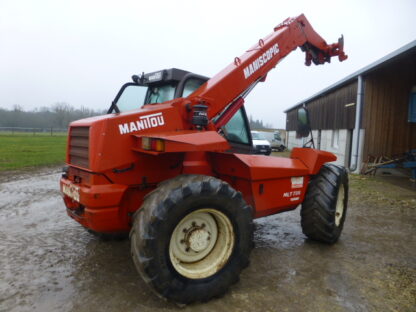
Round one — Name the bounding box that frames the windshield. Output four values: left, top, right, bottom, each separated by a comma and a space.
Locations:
113, 84, 148, 113
251, 132, 266, 140
111, 83, 178, 113
274, 132, 281, 140
110, 75, 205, 113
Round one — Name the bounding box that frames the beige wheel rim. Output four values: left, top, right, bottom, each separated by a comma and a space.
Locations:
169, 209, 235, 279
335, 184, 345, 227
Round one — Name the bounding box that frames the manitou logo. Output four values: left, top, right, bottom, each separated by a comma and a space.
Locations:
243, 43, 280, 79
148, 71, 162, 82
118, 112, 165, 135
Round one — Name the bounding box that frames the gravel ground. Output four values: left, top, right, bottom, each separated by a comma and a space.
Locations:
0, 167, 415, 312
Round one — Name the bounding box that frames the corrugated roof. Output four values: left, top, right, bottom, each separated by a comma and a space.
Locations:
284, 39, 416, 113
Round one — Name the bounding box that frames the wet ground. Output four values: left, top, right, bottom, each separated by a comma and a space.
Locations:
0, 168, 415, 312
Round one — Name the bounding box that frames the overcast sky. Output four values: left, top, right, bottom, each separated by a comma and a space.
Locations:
1, 0, 415, 128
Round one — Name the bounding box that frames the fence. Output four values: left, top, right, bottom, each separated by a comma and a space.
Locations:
0, 127, 68, 136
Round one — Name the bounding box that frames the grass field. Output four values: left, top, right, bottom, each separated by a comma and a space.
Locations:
0, 133, 67, 171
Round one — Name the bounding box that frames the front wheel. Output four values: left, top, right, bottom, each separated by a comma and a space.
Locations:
301, 164, 349, 244
130, 175, 253, 304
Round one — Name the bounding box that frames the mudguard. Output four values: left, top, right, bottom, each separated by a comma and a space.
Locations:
290, 147, 337, 175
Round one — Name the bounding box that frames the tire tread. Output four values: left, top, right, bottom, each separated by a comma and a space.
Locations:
301, 164, 349, 244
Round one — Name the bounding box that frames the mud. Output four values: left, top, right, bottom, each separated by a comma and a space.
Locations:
0, 169, 415, 312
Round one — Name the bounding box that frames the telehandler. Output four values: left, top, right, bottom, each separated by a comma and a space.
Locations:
61, 14, 349, 303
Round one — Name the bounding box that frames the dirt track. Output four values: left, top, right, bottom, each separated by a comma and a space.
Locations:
0, 168, 415, 312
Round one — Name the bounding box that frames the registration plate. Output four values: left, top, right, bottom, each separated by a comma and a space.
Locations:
62, 184, 80, 202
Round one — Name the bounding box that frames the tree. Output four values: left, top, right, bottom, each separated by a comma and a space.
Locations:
0, 103, 104, 129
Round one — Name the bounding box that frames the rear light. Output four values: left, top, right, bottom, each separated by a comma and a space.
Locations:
142, 137, 165, 152
142, 137, 151, 150
152, 139, 165, 152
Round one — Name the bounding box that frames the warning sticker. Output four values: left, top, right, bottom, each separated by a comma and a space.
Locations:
291, 177, 304, 189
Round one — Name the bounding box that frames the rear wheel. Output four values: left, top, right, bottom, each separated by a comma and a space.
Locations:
301, 164, 348, 244
130, 175, 253, 304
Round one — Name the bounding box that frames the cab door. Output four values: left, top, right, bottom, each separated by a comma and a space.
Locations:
221, 107, 253, 154
177, 76, 253, 154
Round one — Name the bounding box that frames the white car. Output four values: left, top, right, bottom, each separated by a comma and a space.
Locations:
270, 131, 285, 152
251, 131, 272, 155
258, 131, 286, 152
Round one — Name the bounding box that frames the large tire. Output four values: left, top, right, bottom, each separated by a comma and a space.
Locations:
130, 175, 253, 304
301, 164, 348, 244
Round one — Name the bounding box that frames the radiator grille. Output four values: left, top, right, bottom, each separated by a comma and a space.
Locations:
69, 126, 90, 168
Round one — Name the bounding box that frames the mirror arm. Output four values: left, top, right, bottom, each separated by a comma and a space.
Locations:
303, 135, 315, 149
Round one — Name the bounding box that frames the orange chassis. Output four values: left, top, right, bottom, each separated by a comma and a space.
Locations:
61, 137, 335, 234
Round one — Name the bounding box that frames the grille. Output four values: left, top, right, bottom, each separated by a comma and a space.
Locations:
69, 126, 90, 168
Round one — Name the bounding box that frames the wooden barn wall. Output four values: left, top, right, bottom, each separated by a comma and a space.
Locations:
286, 81, 357, 131
362, 55, 416, 159
286, 110, 298, 131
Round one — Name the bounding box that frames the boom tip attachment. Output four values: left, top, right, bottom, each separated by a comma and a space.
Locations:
337, 35, 348, 62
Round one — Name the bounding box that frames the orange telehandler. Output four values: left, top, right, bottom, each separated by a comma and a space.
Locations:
61, 14, 348, 303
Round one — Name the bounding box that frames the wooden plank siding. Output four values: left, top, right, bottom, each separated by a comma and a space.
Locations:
362, 56, 416, 159
286, 81, 357, 131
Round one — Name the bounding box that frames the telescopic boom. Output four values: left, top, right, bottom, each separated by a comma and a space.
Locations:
187, 14, 347, 127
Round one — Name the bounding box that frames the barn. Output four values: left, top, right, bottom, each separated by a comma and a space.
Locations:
284, 40, 416, 174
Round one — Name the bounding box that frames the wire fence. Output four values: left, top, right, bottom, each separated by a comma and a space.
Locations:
0, 127, 68, 136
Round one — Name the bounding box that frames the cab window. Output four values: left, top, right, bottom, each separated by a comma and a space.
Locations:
112, 84, 148, 113
223, 109, 250, 144
147, 84, 177, 104
182, 79, 205, 97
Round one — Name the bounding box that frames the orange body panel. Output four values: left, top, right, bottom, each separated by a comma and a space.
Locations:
68, 103, 185, 172
210, 153, 311, 217
133, 131, 230, 155
291, 147, 336, 174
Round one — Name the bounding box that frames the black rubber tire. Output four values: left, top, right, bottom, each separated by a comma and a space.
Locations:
130, 174, 253, 304
301, 164, 349, 244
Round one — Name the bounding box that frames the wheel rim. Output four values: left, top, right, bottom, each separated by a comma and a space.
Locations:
169, 209, 235, 279
335, 184, 345, 227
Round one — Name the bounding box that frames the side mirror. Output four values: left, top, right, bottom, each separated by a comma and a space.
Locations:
296, 107, 311, 138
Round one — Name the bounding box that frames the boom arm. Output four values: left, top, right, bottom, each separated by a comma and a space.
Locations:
186, 14, 347, 125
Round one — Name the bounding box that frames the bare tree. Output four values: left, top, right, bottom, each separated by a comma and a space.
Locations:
0, 103, 105, 129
